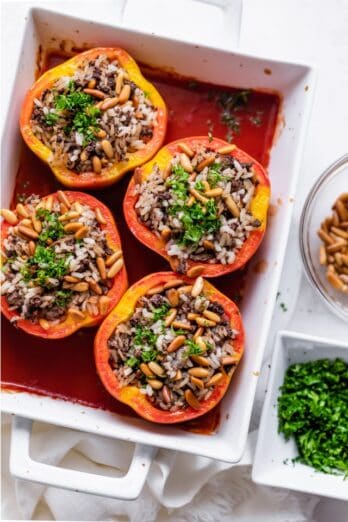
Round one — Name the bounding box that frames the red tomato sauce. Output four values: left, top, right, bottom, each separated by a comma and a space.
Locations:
1, 52, 280, 434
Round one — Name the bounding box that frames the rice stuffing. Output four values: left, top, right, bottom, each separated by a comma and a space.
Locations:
1, 193, 123, 326
107, 278, 240, 411
30, 54, 158, 174
135, 144, 261, 273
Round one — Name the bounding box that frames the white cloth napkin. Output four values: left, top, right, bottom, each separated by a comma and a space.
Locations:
2, 412, 318, 521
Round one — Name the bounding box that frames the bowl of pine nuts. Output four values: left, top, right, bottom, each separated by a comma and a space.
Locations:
300, 154, 348, 321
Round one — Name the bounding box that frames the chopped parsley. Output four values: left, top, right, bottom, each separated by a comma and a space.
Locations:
134, 325, 157, 347
278, 358, 348, 476
217, 89, 250, 140
55, 289, 72, 308
280, 302, 288, 312
21, 245, 69, 287
194, 180, 205, 192
207, 163, 224, 187
44, 112, 60, 126
152, 303, 170, 321
141, 349, 158, 363
126, 356, 140, 368
183, 339, 203, 358
36, 209, 65, 244
53, 81, 100, 146
167, 165, 190, 200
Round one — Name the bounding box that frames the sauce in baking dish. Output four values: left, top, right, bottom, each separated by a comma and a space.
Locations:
1, 51, 280, 434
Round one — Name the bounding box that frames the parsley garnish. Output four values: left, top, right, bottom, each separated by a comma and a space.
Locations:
21, 245, 69, 287
37, 209, 65, 244
278, 358, 348, 476
207, 163, 223, 187
44, 112, 60, 126
126, 356, 140, 368
183, 339, 203, 358
141, 349, 158, 362
152, 303, 170, 321
134, 326, 157, 347
55, 289, 72, 308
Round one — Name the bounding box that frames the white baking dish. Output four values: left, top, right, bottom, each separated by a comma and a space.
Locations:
252, 331, 348, 501
2, 7, 315, 497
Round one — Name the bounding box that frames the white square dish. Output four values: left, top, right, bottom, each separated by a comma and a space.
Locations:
2, 7, 315, 466
252, 330, 348, 501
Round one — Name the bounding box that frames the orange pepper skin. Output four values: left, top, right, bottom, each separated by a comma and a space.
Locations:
124, 136, 271, 277
94, 272, 244, 424
20, 48, 167, 189
1, 191, 128, 339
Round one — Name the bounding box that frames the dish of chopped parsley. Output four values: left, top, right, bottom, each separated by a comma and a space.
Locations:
278, 358, 348, 477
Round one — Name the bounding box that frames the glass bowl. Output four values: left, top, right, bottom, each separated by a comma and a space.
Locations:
300, 154, 348, 322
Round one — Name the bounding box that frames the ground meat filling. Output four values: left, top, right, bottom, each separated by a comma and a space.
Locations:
107, 278, 239, 412
30, 54, 158, 174
135, 144, 261, 272
1, 193, 123, 327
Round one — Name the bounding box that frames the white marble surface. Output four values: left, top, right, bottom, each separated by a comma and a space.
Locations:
1, 0, 348, 520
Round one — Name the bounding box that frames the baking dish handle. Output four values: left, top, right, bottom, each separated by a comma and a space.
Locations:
10, 416, 157, 500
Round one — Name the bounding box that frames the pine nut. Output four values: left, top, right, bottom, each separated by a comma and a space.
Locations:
97, 257, 107, 279
177, 285, 193, 294
206, 372, 224, 387
203, 309, 221, 323
172, 320, 192, 331
190, 376, 205, 390
161, 227, 171, 242
64, 275, 80, 283
18, 225, 39, 240
162, 162, 172, 180
148, 361, 165, 377
202, 180, 210, 191
326, 269, 345, 290
89, 280, 102, 295
88, 79, 96, 89
68, 308, 85, 320
1, 209, 18, 225
57, 191, 71, 208
193, 327, 204, 340
75, 225, 90, 240
115, 72, 124, 94
187, 265, 204, 278
185, 389, 201, 410
58, 211, 80, 222
217, 144, 236, 154
83, 88, 106, 99
203, 239, 215, 250
174, 370, 182, 381
163, 279, 184, 289
188, 367, 209, 378
165, 308, 177, 326
162, 385, 172, 403
39, 318, 50, 330
100, 97, 119, 110
99, 296, 111, 315
101, 139, 114, 159
191, 276, 204, 297
335, 199, 348, 221
28, 241, 36, 256
95, 129, 107, 139
140, 363, 154, 378
166, 288, 179, 307
105, 251, 122, 267
64, 222, 83, 233
45, 196, 53, 211
60, 203, 69, 214
146, 284, 164, 295
118, 84, 131, 104
80, 150, 88, 162
92, 156, 102, 174
189, 188, 209, 204
94, 207, 106, 225
222, 355, 239, 365
107, 258, 123, 278
318, 228, 334, 245
335, 253, 343, 266
178, 142, 194, 157
180, 153, 193, 172
205, 188, 223, 197
148, 379, 163, 390
16, 203, 29, 218
196, 336, 207, 352
331, 226, 348, 239
167, 335, 186, 353
191, 355, 210, 367
196, 317, 216, 327
73, 282, 89, 292
187, 196, 195, 207
187, 312, 199, 321
197, 155, 215, 172
21, 219, 33, 228
224, 195, 240, 218
327, 240, 347, 253
133, 95, 140, 109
